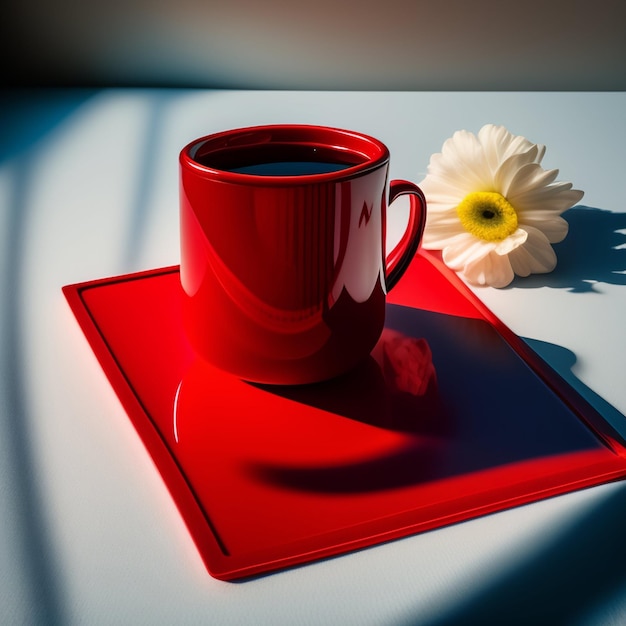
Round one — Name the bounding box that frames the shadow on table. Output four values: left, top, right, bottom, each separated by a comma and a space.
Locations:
524, 338, 626, 441
403, 478, 626, 625
392, 338, 626, 625
2, 89, 179, 624
422, 207, 624, 622
0, 91, 100, 626
510, 206, 626, 292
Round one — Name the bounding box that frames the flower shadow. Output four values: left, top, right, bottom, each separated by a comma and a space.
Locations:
523, 337, 626, 440
511, 206, 626, 292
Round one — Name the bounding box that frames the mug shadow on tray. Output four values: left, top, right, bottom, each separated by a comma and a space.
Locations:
248, 329, 449, 493
245, 304, 612, 494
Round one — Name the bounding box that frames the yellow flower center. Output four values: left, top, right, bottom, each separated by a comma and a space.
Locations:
456, 191, 518, 242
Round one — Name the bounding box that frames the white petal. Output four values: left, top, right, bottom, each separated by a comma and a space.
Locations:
422, 204, 459, 216
507, 246, 533, 276
421, 169, 474, 200
442, 234, 495, 269
425, 206, 460, 221
508, 226, 557, 276
422, 220, 465, 248
519, 214, 569, 243
479, 125, 514, 174
535, 144, 547, 163
418, 182, 464, 209
493, 152, 535, 196
494, 228, 528, 255
424, 216, 463, 234
499, 163, 559, 199
509, 183, 584, 214
433, 131, 492, 191
508, 246, 541, 277
478, 125, 543, 174
424, 207, 460, 227
463, 250, 515, 288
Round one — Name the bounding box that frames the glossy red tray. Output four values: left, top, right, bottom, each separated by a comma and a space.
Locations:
63, 250, 626, 580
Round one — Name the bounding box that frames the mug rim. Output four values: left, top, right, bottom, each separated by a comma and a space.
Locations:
180, 124, 390, 185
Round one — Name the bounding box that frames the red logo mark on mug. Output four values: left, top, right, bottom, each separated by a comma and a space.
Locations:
359, 202, 373, 227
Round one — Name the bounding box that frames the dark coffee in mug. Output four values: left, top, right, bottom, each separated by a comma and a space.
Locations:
193, 142, 364, 176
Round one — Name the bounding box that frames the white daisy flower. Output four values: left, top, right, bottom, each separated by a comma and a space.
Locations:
420, 124, 584, 288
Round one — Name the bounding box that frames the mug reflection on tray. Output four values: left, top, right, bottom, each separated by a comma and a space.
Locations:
174, 328, 441, 439
261, 328, 442, 433
172, 326, 444, 494
245, 328, 445, 494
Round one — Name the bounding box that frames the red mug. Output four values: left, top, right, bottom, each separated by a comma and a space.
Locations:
180, 125, 426, 385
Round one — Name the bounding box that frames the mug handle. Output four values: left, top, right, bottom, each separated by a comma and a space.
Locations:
385, 180, 427, 290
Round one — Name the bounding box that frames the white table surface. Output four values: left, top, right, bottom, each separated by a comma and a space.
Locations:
1, 90, 625, 625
